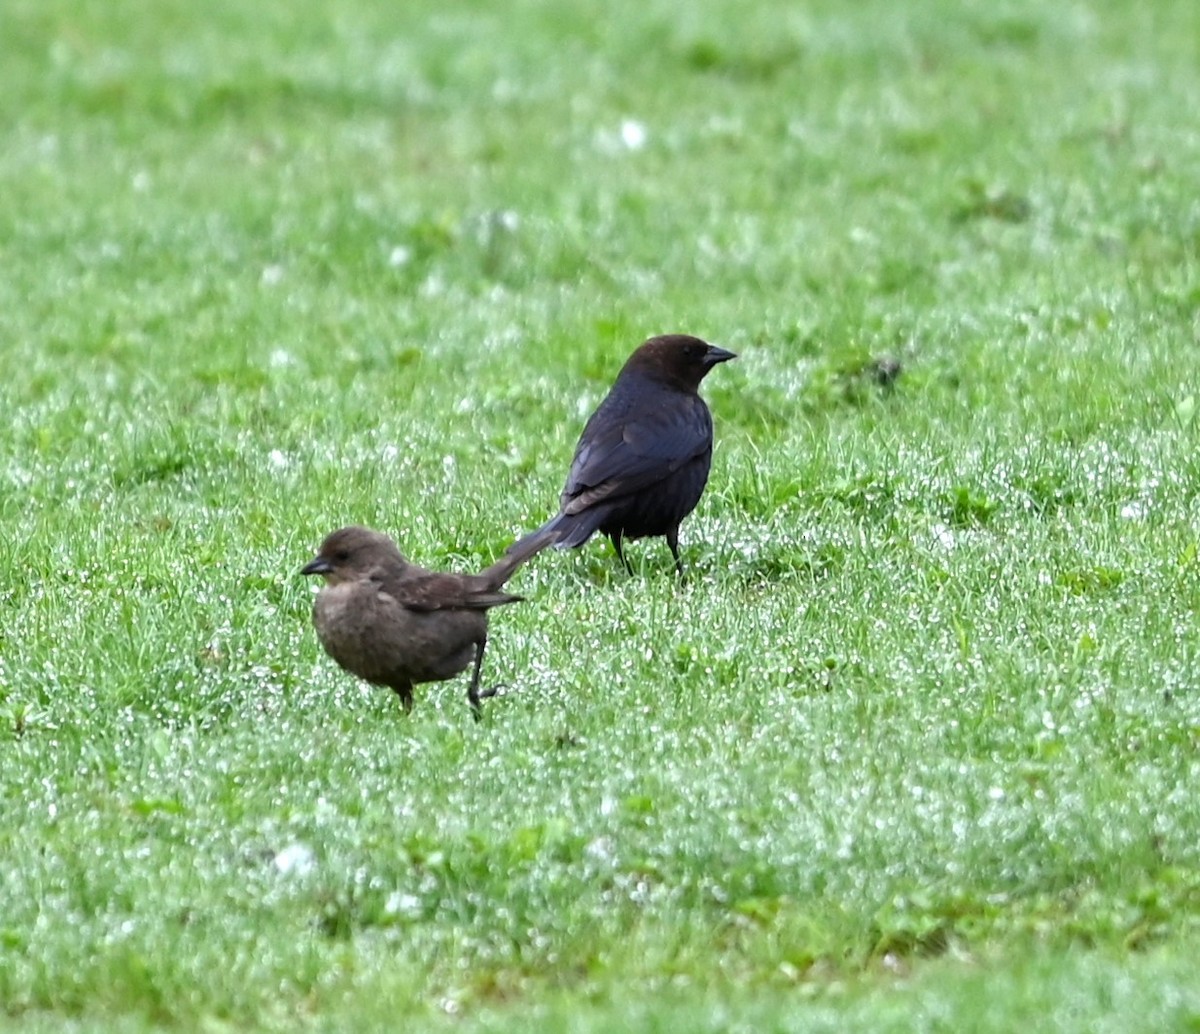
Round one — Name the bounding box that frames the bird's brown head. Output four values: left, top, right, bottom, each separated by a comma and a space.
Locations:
621, 334, 736, 392
301, 525, 405, 585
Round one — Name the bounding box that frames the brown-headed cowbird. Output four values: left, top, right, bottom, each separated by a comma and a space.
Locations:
506, 333, 736, 575
300, 525, 529, 718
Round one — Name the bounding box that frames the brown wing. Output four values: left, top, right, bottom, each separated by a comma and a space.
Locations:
371, 564, 522, 612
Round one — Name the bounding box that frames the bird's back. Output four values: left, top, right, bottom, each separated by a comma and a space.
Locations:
561, 370, 714, 508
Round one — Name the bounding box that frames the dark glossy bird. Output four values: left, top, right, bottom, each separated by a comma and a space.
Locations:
300, 525, 528, 718
505, 333, 736, 575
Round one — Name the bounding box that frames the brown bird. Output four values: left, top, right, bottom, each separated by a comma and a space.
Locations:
505, 334, 736, 575
300, 525, 527, 718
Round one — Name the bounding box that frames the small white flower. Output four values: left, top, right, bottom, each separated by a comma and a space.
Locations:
620, 119, 648, 150
384, 891, 422, 917
388, 245, 412, 267
261, 264, 285, 285
930, 523, 956, 551
273, 842, 316, 875
585, 836, 615, 863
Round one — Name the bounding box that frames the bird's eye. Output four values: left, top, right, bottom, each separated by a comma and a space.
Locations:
333, 549, 350, 563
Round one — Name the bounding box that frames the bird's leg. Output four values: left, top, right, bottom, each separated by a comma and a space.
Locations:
666, 526, 684, 577
392, 684, 415, 714
466, 637, 493, 722
610, 530, 634, 575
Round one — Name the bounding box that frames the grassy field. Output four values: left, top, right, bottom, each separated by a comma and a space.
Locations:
3, 0, 1200, 1029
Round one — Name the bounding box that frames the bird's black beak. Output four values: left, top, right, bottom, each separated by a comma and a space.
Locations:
704, 345, 737, 366
301, 556, 333, 576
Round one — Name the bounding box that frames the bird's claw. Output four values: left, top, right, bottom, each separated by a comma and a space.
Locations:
468, 683, 513, 722
478, 683, 507, 701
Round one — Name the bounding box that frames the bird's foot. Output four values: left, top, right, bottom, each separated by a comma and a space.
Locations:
477, 683, 507, 701
468, 683, 511, 722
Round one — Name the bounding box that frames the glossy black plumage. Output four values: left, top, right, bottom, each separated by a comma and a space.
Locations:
506, 334, 735, 574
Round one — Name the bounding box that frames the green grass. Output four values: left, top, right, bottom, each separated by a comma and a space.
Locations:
3, 0, 1200, 1029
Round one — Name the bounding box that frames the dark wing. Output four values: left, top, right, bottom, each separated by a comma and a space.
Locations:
562, 391, 713, 513
371, 565, 521, 612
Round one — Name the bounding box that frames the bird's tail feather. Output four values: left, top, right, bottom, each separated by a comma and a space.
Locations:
478, 507, 611, 588
550, 510, 608, 548
476, 517, 563, 589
